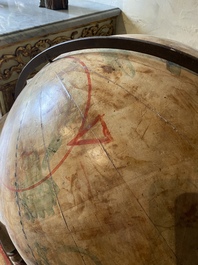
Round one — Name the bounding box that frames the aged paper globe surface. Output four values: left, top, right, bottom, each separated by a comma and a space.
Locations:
0, 36, 198, 265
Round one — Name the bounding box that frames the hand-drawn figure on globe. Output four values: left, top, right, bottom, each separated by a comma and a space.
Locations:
18, 149, 59, 223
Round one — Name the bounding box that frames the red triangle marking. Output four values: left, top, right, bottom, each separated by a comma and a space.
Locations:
67, 114, 113, 146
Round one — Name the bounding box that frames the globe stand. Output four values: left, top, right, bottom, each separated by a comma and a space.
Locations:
0, 222, 26, 265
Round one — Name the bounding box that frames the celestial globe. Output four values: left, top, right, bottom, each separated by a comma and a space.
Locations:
0, 36, 198, 265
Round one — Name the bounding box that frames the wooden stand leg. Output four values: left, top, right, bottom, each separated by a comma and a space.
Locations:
0, 222, 26, 265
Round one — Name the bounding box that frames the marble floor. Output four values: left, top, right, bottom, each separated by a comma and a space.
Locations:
0, 0, 117, 36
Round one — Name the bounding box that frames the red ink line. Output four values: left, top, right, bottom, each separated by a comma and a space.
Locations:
4, 56, 92, 192
4, 145, 74, 192
67, 114, 101, 145
5, 56, 112, 192
100, 115, 113, 143
68, 114, 113, 146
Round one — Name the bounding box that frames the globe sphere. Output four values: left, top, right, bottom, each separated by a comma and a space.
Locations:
1, 36, 198, 265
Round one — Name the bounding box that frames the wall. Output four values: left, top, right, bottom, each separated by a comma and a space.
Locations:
91, 0, 198, 50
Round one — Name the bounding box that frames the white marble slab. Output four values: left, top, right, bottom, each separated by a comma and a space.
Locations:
0, 0, 120, 45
